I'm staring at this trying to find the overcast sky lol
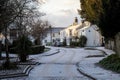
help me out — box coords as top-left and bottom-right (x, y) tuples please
(40, 0), (81, 27)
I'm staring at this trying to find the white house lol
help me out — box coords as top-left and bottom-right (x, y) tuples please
(60, 17), (103, 47)
(60, 24), (82, 46)
(42, 27), (64, 46)
(60, 17), (83, 46)
(42, 17), (103, 47)
(77, 21), (104, 47)
(0, 24), (19, 44)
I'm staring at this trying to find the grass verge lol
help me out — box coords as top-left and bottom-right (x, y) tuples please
(99, 54), (120, 73)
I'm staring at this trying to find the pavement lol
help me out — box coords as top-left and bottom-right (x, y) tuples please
(77, 47), (120, 80)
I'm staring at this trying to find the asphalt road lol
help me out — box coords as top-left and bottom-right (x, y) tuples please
(28, 47), (91, 80)
(6, 47), (93, 80)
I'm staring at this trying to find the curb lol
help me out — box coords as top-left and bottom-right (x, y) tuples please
(23, 65), (33, 75)
(43, 49), (60, 56)
(76, 63), (96, 80)
(84, 47), (108, 56)
(23, 62), (41, 75)
(0, 49), (60, 79)
(0, 62), (40, 79)
(0, 73), (27, 79)
(76, 48), (108, 80)
(77, 68), (96, 80)
(96, 49), (108, 56)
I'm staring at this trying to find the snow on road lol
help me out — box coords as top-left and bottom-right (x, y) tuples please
(5, 47), (104, 80)
(26, 47), (103, 80)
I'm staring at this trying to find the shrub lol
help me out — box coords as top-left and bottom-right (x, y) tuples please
(9, 45), (45, 55)
(99, 54), (120, 73)
(16, 35), (32, 62)
(9, 40), (19, 53)
(9, 47), (16, 53)
(70, 41), (79, 47)
(63, 38), (67, 46)
(0, 62), (18, 70)
(1, 44), (5, 51)
(31, 45), (45, 54)
(9, 40), (18, 48)
(46, 42), (52, 46)
(79, 36), (87, 47)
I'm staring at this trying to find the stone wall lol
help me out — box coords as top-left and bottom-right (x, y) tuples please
(105, 39), (115, 50)
(115, 32), (120, 57)
(104, 32), (120, 57)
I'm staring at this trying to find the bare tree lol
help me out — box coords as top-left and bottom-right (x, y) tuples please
(0, 0), (44, 67)
(31, 20), (50, 45)
(0, 0), (20, 65)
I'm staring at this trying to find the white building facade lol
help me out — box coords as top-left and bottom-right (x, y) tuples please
(60, 17), (83, 46)
(77, 21), (103, 47)
(42, 27), (64, 46)
(42, 17), (103, 47)
(60, 24), (82, 46)
(60, 19), (103, 47)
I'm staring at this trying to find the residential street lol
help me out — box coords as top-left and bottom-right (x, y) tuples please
(6, 47), (106, 80)
(1, 0), (120, 80)
(28, 47), (91, 80)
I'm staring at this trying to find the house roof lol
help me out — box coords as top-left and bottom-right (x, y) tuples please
(46, 27), (65, 33)
(76, 21), (91, 30)
(78, 24), (99, 32)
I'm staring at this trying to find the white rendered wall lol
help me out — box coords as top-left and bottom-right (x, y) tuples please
(78, 25), (102, 47)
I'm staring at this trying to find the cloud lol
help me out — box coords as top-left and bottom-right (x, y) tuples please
(40, 0), (81, 27)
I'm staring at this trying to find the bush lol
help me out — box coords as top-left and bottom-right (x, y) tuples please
(9, 40), (19, 53)
(79, 36), (87, 47)
(70, 41), (79, 47)
(99, 54), (120, 73)
(0, 62), (18, 70)
(46, 42), (52, 46)
(63, 38), (67, 46)
(9, 45), (45, 55)
(9, 47), (16, 53)
(16, 35), (32, 62)
(31, 45), (45, 54)
(1, 44), (5, 51)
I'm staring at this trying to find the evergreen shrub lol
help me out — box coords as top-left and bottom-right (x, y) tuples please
(99, 54), (120, 73)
